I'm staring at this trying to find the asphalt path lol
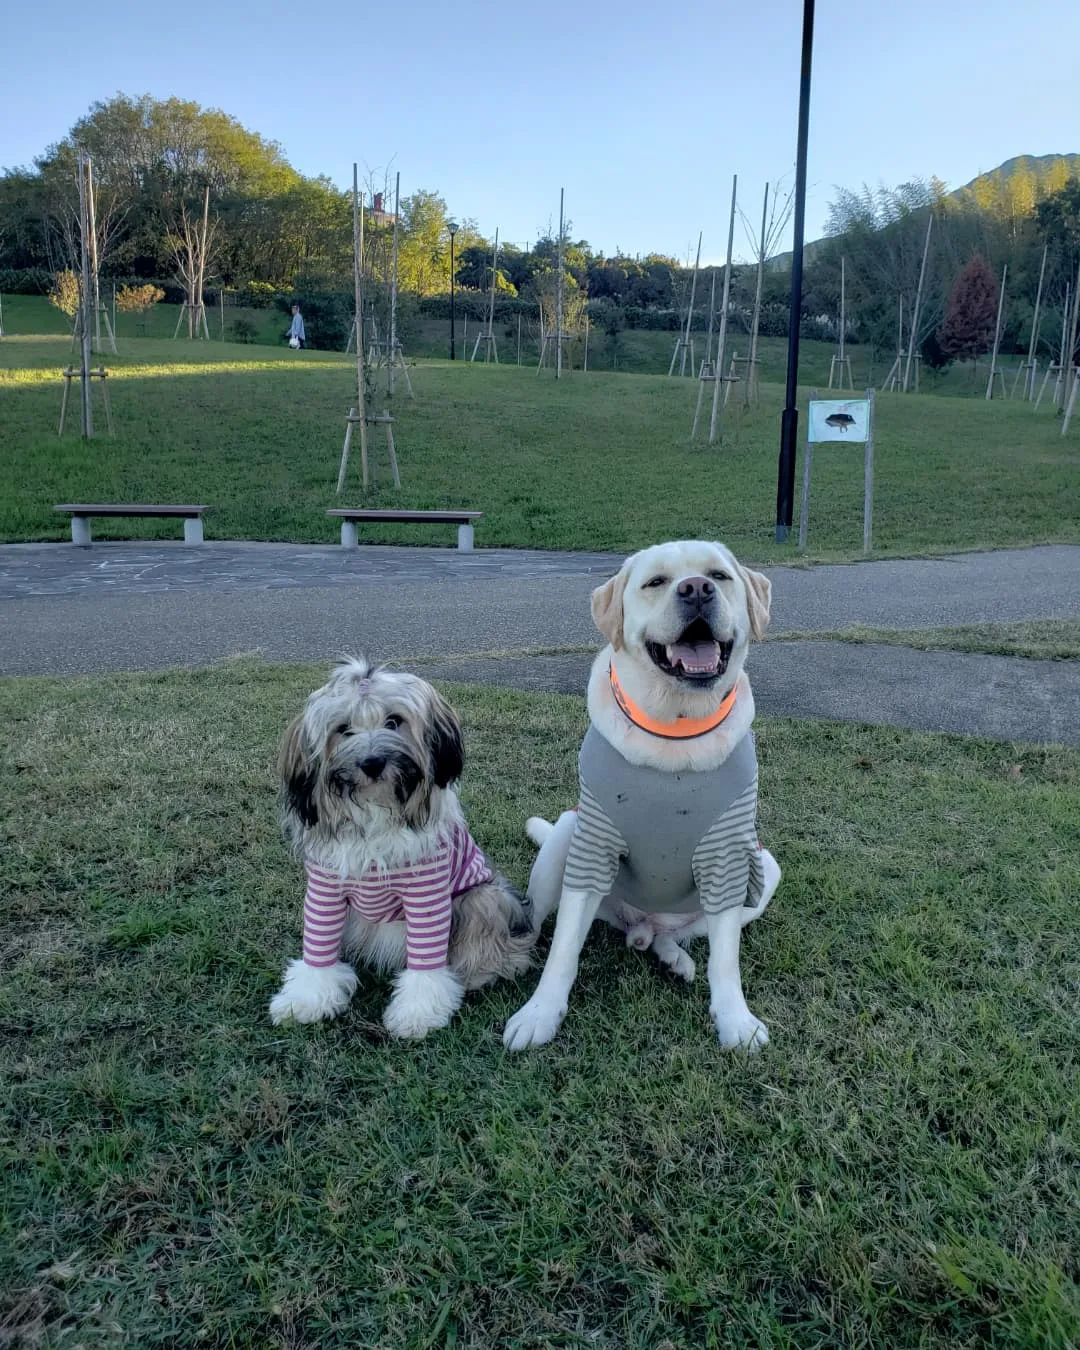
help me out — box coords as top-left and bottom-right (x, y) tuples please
(3, 541), (1078, 744)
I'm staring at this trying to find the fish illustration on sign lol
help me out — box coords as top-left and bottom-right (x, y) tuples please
(808, 397), (870, 442)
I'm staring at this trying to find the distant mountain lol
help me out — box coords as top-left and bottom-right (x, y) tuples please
(957, 153), (1080, 195)
(769, 154), (1080, 269)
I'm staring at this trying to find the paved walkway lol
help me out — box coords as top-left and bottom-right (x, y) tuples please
(3, 541), (1079, 744)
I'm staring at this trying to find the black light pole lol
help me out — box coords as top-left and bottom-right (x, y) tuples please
(448, 220), (458, 360)
(775, 0), (816, 541)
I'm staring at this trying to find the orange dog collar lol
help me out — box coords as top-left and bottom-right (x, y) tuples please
(609, 666), (737, 740)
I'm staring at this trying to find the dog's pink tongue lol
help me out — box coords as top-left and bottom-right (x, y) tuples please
(666, 641), (720, 674)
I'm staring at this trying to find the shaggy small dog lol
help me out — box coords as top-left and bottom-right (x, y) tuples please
(269, 659), (535, 1038)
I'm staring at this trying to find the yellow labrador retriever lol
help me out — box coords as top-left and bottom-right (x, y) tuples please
(504, 540), (780, 1052)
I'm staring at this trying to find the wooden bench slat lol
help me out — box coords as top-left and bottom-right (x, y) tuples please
(326, 509), (483, 523)
(54, 504), (208, 517)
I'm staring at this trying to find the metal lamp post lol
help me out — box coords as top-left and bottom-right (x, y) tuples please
(775, 0), (816, 541)
(448, 220), (459, 360)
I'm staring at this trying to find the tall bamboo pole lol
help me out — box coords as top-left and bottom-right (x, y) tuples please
(556, 188), (565, 379)
(678, 232), (702, 376)
(704, 269), (717, 365)
(839, 256), (846, 361)
(708, 175), (738, 444)
(337, 164), (369, 493)
(985, 263), (1007, 400)
(1025, 242), (1048, 400)
(76, 155), (93, 437)
(745, 183), (768, 406)
(903, 213), (933, 392)
(1064, 257), (1080, 414)
(389, 171), (400, 393)
(478, 227), (499, 362)
(197, 183), (210, 339)
(1044, 282), (1071, 410)
(85, 157), (102, 349)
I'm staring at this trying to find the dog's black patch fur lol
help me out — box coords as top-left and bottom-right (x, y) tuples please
(428, 700), (465, 788)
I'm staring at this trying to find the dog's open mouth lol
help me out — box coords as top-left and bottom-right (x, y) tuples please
(646, 619), (734, 683)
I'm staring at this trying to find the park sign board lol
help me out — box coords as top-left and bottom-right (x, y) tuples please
(800, 389), (877, 554)
(807, 398), (871, 443)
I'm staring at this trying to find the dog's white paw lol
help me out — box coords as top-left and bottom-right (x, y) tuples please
(269, 958), (358, 1025)
(382, 967), (463, 1040)
(711, 1002), (769, 1051)
(664, 946), (696, 983)
(503, 997), (566, 1051)
(649, 934), (696, 982)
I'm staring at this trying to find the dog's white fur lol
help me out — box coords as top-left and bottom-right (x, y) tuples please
(269, 659), (535, 1038)
(504, 540), (780, 1052)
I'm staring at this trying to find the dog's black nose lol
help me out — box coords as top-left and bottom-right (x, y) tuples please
(677, 575), (715, 602)
(358, 755), (386, 779)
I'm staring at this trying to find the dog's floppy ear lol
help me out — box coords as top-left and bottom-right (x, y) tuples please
(427, 689), (465, 788)
(591, 567), (629, 650)
(737, 564), (772, 640)
(279, 713), (320, 828)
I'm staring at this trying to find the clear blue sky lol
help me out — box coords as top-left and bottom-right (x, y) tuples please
(3, 0), (1078, 264)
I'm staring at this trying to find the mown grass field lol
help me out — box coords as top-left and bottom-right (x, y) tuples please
(1, 293), (1045, 392)
(1, 663), (1078, 1347)
(0, 294), (1047, 394)
(0, 292), (287, 346)
(2, 334), (1077, 561)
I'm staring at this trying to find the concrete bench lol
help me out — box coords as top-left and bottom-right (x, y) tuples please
(327, 508), (484, 552)
(54, 504), (209, 547)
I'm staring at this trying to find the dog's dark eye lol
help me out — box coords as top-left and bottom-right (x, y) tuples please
(334, 722), (351, 736)
(643, 576), (667, 589)
(708, 570), (732, 583)
(384, 715), (403, 731)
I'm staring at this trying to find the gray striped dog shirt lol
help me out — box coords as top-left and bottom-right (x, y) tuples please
(563, 724), (764, 915)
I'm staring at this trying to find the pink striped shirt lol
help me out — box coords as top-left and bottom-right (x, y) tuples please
(301, 824), (493, 971)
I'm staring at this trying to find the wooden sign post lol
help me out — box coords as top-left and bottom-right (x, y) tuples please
(799, 390), (876, 553)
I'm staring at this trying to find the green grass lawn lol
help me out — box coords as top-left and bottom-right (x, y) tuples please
(781, 620), (1080, 661)
(3, 293), (1043, 391)
(0, 292), (287, 346)
(1, 663), (1078, 1347)
(1, 334), (1077, 561)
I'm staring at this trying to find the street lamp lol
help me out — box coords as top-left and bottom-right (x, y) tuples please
(447, 220), (459, 360)
(775, 0), (816, 541)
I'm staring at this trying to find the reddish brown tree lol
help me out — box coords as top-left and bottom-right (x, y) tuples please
(937, 254), (999, 363)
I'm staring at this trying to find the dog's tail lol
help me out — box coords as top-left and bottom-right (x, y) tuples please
(525, 816), (554, 848)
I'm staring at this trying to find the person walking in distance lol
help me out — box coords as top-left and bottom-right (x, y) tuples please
(286, 303), (306, 349)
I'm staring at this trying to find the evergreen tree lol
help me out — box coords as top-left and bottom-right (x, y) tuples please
(937, 255), (999, 362)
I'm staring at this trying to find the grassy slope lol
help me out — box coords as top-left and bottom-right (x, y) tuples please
(2, 336), (1077, 561)
(1, 663), (1078, 1347)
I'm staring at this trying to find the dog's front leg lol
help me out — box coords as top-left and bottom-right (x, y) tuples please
(383, 967), (464, 1039)
(705, 905), (769, 1051)
(503, 887), (603, 1050)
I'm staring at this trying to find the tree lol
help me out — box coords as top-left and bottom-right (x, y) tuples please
(48, 270), (81, 317)
(11, 95), (319, 287)
(115, 283), (165, 312)
(937, 255), (999, 364)
(1036, 178), (1080, 256)
(818, 178), (948, 359)
(166, 184), (215, 337)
